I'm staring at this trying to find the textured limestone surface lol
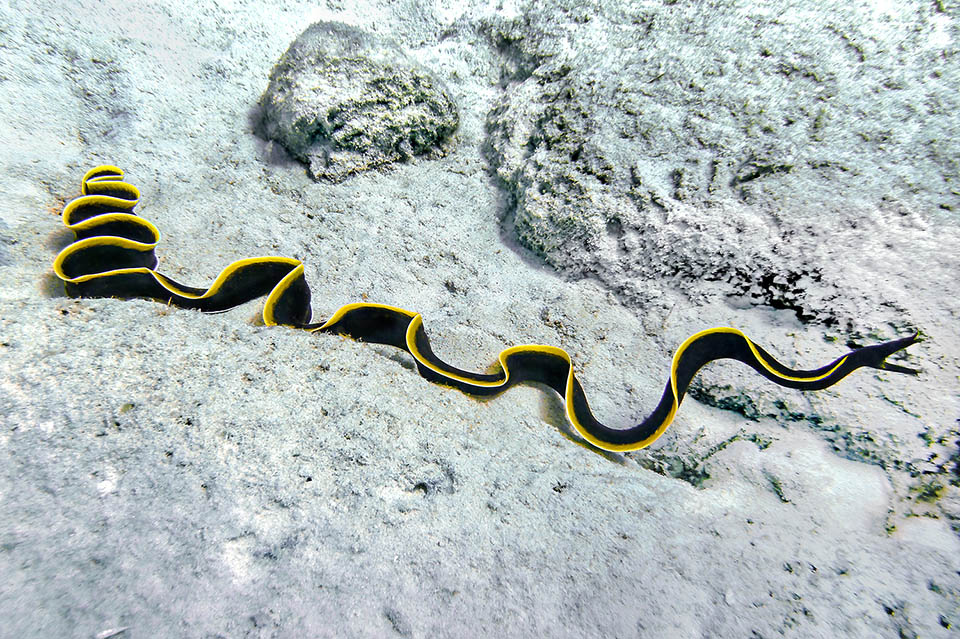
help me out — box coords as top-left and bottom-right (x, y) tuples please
(258, 21), (459, 182)
(0, 0), (958, 638)
(484, 0), (960, 333)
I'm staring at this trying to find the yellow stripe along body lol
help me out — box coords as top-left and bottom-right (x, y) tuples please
(52, 167), (921, 452)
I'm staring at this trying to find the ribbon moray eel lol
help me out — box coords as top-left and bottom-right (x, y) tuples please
(52, 166), (920, 452)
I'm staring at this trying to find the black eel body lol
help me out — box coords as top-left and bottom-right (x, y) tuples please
(52, 166), (920, 451)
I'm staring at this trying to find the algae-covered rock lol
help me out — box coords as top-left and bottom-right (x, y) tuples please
(259, 21), (459, 182)
(483, 1), (960, 330)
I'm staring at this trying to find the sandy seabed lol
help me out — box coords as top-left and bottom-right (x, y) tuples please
(1, 1), (958, 637)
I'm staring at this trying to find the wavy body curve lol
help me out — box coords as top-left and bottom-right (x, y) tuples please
(52, 166), (920, 451)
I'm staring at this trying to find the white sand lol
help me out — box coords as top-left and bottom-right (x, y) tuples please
(0, 1), (958, 637)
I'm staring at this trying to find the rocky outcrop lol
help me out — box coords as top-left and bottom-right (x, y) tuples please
(259, 21), (459, 182)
